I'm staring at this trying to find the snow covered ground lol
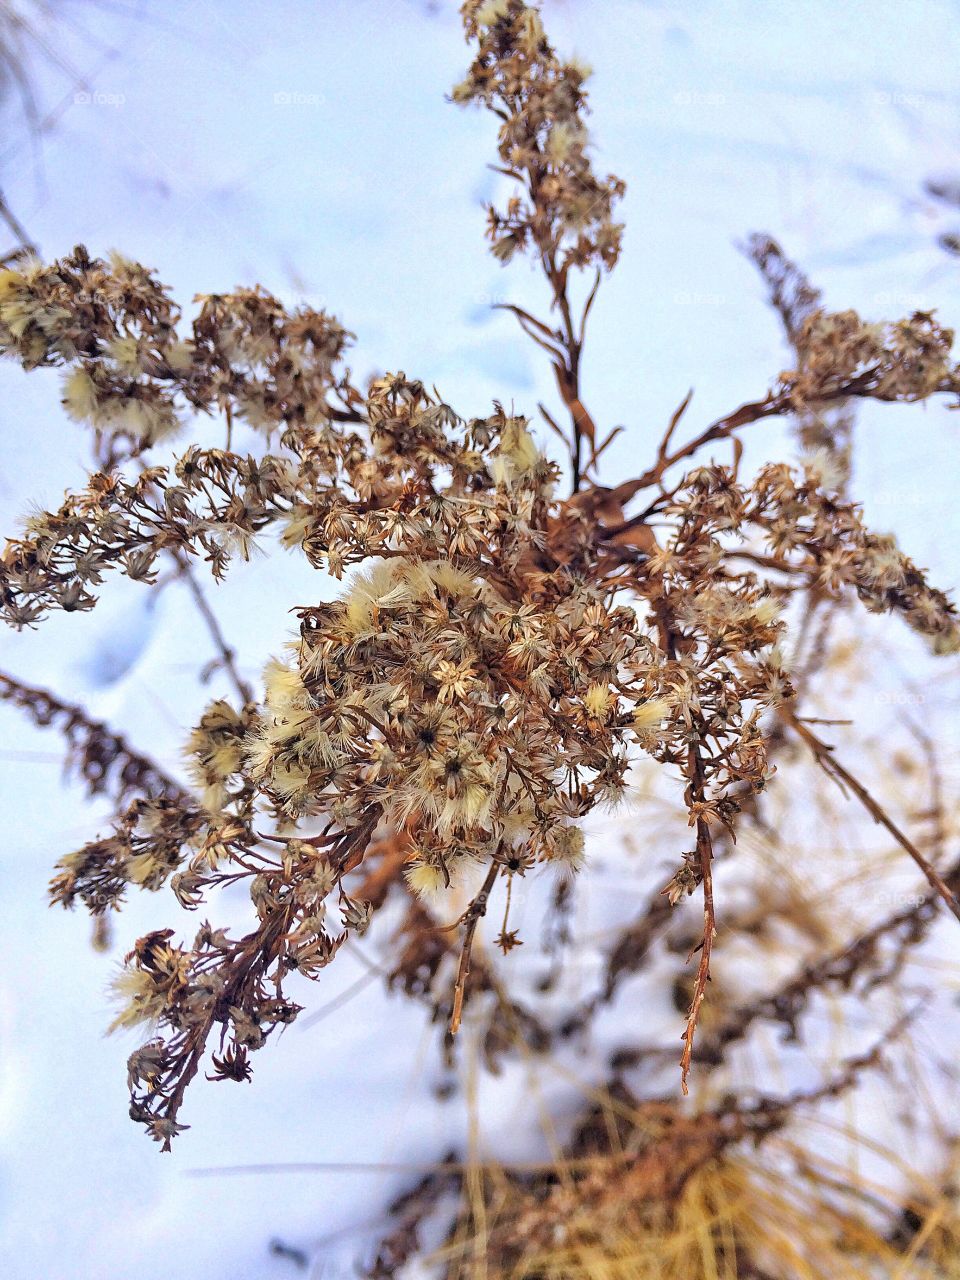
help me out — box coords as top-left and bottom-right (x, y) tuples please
(1, 1), (960, 1276)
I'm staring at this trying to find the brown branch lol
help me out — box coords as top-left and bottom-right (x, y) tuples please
(0, 668), (189, 804)
(578, 268), (602, 347)
(619, 372), (883, 507)
(0, 189), (36, 256)
(680, 743), (718, 1093)
(171, 550), (253, 704)
(449, 860), (501, 1035)
(723, 548), (803, 575)
(783, 707), (960, 925)
(548, 261), (597, 493)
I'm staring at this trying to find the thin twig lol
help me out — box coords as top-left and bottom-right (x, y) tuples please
(619, 372), (880, 507)
(0, 189), (35, 255)
(171, 550), (253, 704)
(0, 668), (189, 804)
(680, 742), (717, 1093)
(784, 707), (960, 925)
(450, 861), (501, 1035)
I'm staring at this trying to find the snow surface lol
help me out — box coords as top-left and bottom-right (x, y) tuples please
(1, 1), (960, 1276)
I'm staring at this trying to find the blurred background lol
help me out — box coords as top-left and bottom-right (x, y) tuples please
(2, 1), (960, 1276)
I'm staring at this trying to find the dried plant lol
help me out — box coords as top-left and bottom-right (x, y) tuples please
(366, 1071), (960, 1280)
(1, 22), (959, 1275)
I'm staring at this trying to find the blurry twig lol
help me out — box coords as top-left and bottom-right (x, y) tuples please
(785, 708), (960, 925)
(0, 667), (188, 803)
(170, 549), (253, 704)
(0, 187), (35, 254)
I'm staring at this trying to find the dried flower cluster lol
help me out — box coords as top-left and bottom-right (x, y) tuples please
(454, 0), (624, 274)
(2, 0), (959, 1174)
